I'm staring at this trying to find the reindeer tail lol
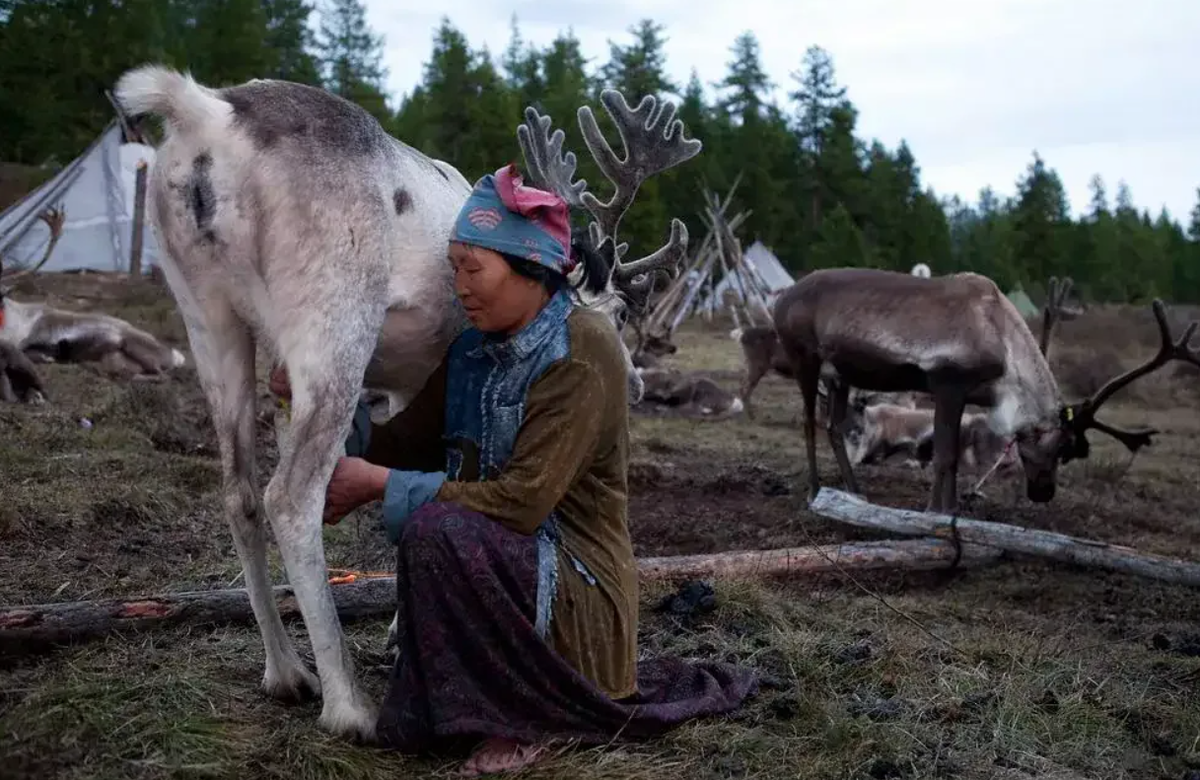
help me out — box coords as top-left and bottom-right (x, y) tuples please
(114, 65), (229, 135)
(730, 327), (744, 342)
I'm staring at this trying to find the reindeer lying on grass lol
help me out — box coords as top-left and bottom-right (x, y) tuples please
(1, 203), (186, 379)
(114, 63), (699, 740)
(773, 268), (1200, 512)
(843, 401), (1018, 476)
(636, 365), (744, 418)
(0, 287), (186, 379)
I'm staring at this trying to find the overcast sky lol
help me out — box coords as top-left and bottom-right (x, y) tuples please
(361, 0), (1200, 223)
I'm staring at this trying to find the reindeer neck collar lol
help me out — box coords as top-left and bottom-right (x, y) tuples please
(1057, 402), (1090, 462)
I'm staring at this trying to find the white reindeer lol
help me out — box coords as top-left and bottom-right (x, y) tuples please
(113, 65), (700, 741)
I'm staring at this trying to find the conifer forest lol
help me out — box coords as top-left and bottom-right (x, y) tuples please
(2, 1), (1198, 303)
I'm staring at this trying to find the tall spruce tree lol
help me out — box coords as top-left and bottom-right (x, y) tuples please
(315, 0), (391, 125)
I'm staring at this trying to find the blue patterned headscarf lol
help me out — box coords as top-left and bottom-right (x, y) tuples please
(451, 164), (574, 276)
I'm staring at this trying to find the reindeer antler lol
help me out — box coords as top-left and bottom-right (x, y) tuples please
(517, 90), (702, 306)
(1040, 276), (1083, 357)
(516, 108), (587, 209)
(1063, 299), (1199, 456)
(1, 204), (66, 281)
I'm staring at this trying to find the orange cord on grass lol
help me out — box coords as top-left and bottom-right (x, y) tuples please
(327, 567), (394, 585)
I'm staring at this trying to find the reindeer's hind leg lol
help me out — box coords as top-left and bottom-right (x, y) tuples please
(825, 378), (861, 495)
(264, 293), (388, 742)
(184, 302), (320, 703)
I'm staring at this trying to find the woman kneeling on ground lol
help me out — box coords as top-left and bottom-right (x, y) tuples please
(269, 164), (758, 776)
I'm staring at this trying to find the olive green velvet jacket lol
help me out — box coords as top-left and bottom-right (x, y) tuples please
(356, 306), (638, 699)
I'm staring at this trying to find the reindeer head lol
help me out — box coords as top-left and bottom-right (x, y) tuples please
(515, 90), (702, 403)
(1016, 298), (1199, 503)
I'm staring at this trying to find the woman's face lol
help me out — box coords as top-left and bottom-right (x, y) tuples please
(449, 242), (549, 334)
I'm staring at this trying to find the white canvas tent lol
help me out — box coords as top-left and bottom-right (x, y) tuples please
(700, 240), (793, 311)
(0, 120), (162, 274)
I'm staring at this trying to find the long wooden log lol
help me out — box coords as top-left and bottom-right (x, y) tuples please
(637, 537), (998, 579)
(809, 487), (1200, 587)
(0, 539), (998, 656)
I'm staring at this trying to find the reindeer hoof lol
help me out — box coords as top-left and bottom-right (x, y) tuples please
(263, 662), (321, 704)
(319, 695), (379, 744)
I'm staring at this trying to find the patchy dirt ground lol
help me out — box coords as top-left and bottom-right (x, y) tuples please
(2, 272), (1199, 780)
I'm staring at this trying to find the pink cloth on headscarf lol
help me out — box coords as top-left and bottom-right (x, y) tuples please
(492, 164), (572, 262)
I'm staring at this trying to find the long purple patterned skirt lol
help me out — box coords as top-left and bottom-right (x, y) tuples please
(375, 501), (759, 753)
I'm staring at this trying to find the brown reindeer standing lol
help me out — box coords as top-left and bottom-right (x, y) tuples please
(843, 275), (1084, 476)
(773, 268), (1199, 512)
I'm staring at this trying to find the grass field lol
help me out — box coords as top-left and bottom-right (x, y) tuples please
(2, 272), (1199, 780)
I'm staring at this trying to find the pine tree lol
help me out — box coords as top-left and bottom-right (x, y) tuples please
(788, 45), (847, 231)
(715, 31), (773, 122)
(788, 45), (846, 156)
(315, 0), (391, 124)
(501, 14), (542, 108)
(262, 0), (322, 84)
(1011, 151), (1072, 283)
(600, 19), (679, 99)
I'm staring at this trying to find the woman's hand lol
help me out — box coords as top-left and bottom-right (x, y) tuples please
(324, 456), (390, 524)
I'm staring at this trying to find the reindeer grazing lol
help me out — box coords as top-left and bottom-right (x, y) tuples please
(773, 267), (1200, 513)
(731, 324), (792, 418)
(113, 64), (699, 740)
(842, 276), (1081, 477)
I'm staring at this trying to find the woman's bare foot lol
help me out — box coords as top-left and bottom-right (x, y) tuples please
(458, 737), (546, 777)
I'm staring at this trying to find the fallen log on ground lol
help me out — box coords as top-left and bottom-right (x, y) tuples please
(0, 538), (998, 656)
(809, 487), (1200, 588)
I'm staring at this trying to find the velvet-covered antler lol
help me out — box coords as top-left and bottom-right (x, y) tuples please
(516, 89), (702, 307)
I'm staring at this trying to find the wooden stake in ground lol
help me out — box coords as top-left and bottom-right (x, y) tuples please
(0, 538), (1000, 656)
(809, 487), (1200, 588)
(129, 160), (148, 277)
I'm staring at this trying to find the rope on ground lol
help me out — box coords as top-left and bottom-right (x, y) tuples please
(796, 492), (973, 661)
